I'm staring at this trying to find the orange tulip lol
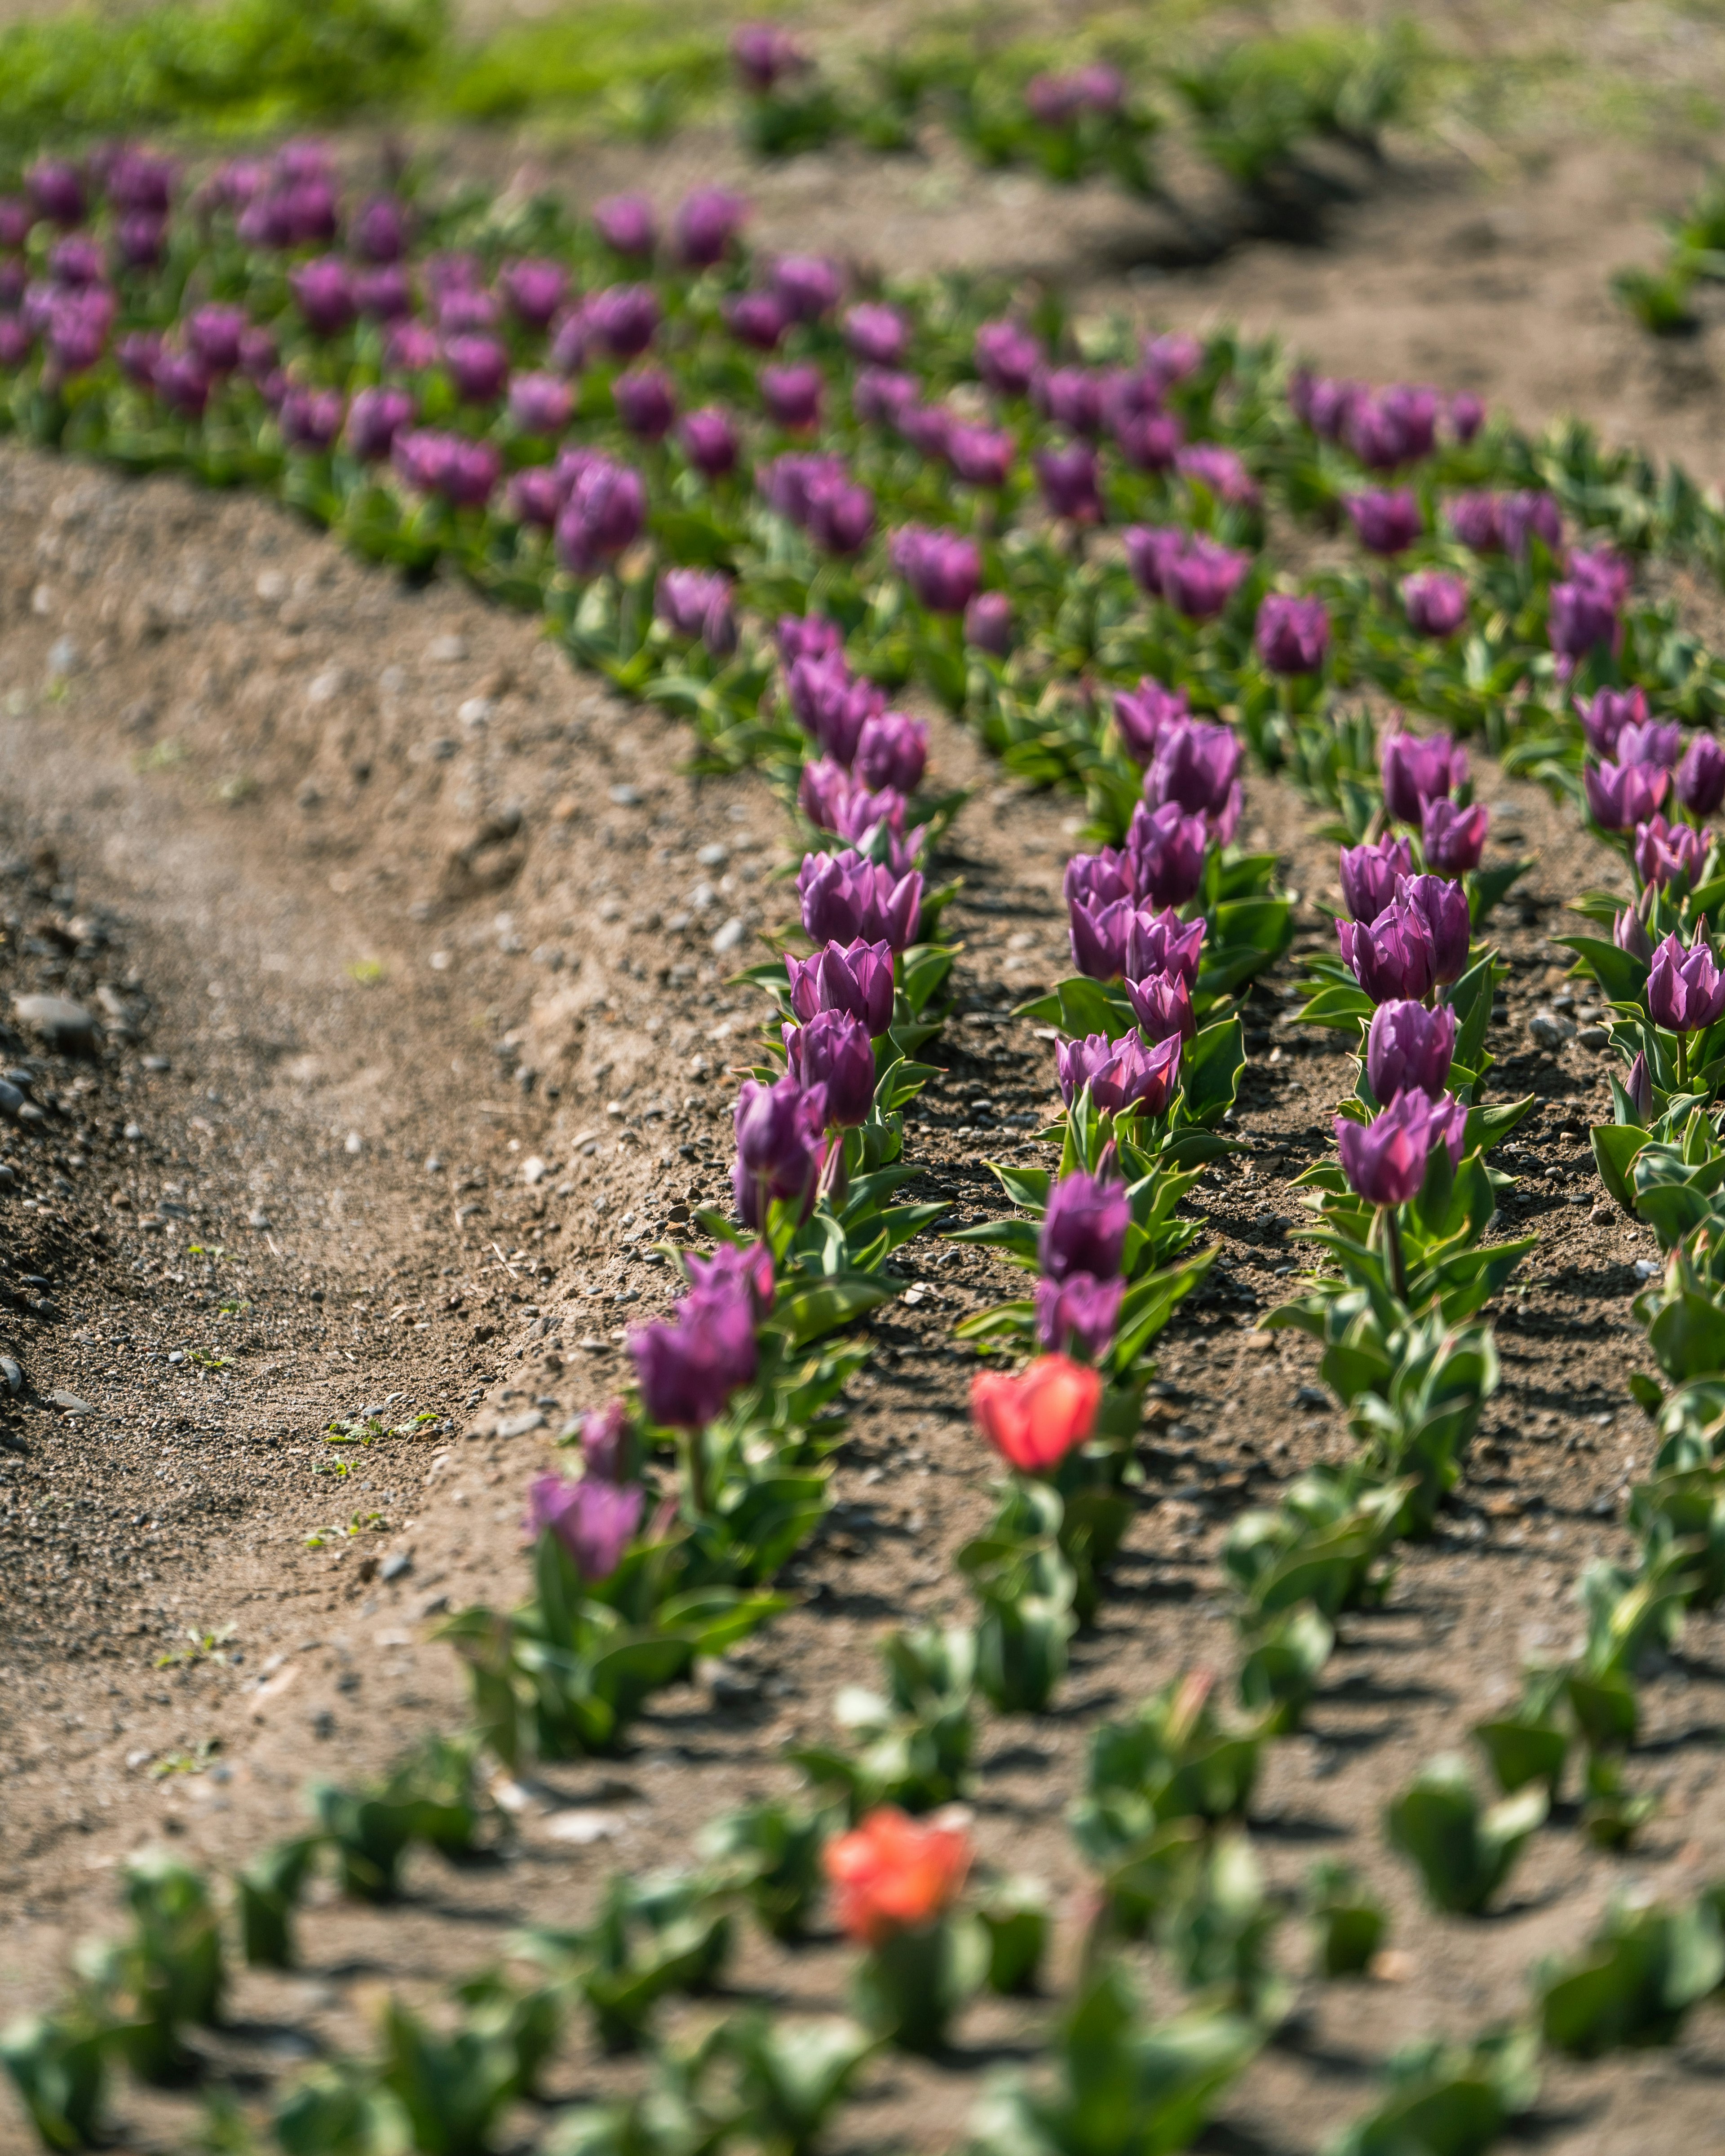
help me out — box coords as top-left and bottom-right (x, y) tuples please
(824, 1806), (972, 1946)
(970, 1352), (1102, 1474)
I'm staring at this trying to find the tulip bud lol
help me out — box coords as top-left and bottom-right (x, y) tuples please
(784, 1010), (876, 1127)
(1337, 902), (1437, 1004)
(632, 1283), (759, 1429)
(1402, 570), (1469, 640)
(1421, 799), (1489, 876)
(970, 1355), (1102, 1473)
(1678, 734), (1725, 818)
(1113, 678), (1189, 766)
(1339, 835), (1414, 923)
(524, 1473), (643, 1582)
(1395, 873), (1470, 985)
(1255, 592), (1330, 676)
(1366, 999), (1456, 1103)
(1035, 1273), (1125, 1362)
(770, 253), (842, 322)
(594, 191), (657, 257)
(1039, 1168), (1130, 1283)
(1336, 1089), (1466, 1206)
(1626, 1050), (1653, 1123)
(1614, 906), (1653, 962)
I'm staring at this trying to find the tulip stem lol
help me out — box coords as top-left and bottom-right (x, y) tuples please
(1678, 1029), (1691, 1094)
(683, 1427), (711, 1519)
(1379, 1205), (1408, 1305)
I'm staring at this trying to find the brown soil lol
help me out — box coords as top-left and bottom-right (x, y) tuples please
(3, 92), (1725, 2156)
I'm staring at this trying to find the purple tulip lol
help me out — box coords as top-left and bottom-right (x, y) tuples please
(1116, 408), (1184, 473)
(784, 1009), (876, 1127)
(1034, 441), (1104, 524)
(1382, 731), (1466, 825)
(1678, 734), (1725, 818)
(974, 318), (1042, 397)
(1064, 848), (1135, 912)
(780, 613), (845, 666)
(761, 452), (846, 526)
(1034, 366), (1106, 437)
(28, 159), (84, 227)
(1036, 1272), (1125, 1362)
(1337, 1089), (1467, 1206)
(1618, 720), (1684, 771)
(1146, 718), (1243, 834)
(525, 1472), (643, 1582)
(508, 468), (563, 529)
(1255, 592), (1330, 675)
(386, 319), (440, 372)
(1446, 492), (1503, 552)
(893, 526), (982, 615)
(947, 425), (1015, 489)
(1055, 1030), (1183, 1117)
(674, 187), (748, 267)
(186, 304), (247, 374)
(1026, 65), (1124, 122)
(1584, 757), (1671, 832)
(799, 848), (923, 950)
(424, 249), (482, 301)
(107, 148), (174, 214)
(1549, 579), (1619, 663)
(655, 566), (735, 656)
(787, 654), (884, 765)
(805, 474), (876, 557)
(1163, 536), (1252, 621)
(440, 288), (502, 336)
(771, 253), (842, 322)
(732, 20), (809, 91)
(43, 288), (112, 376)
(280, 385), (345, 452)
(761, 361), (823, 429)
(844, 303), (908, 367)
(1114, 679), (1188, 767)
(1067, 896), (1137, 981)
(49, 235), (102, 287)
(0, 196), (30, 249)
(116, 330), (160, 385)
(1366, 999), (1456, 1103)
(1647, 931), (1725, 1034)
(632, 1286), (758, 1428)
(1292, 371), (1365, 442)
(1125, 969), (1197, 1046)
(1177, 443), (1260, 508)
(613, 365), (677, 441)
(499, 257), (567, 331)
(115, 211), (167, 270)
(1501, 490), (1563, 561)
(509, 371), (572, 437)
(854, 713), (928, 794)
(1128, 905), (1205, 986)
(1337, 902), (1437, 1003)
(678, 406), (739, 478)
(1616, 906), (1654, 963)
(391, 429), (502, 511)
(1123, 525), (1184, 599)
(1126, 800), (1208, 908)
(1345, 489), (1423, 556)
(353, 265), (412, 322)
(588, 283), (660, 359)
(1449, 393), (1485, 442)
(1421, 799), (1489, 876)
(787, 938), (895, 1036)
(440, 333), (507, 406)
(1144, 331), (1203, 385)
(1395, 873), (1470, 985)
(725, 291), (788, 351)
(1339, 835), (1415, 923)
(556, 459), (647, 572)
(964, 592), (1014, 654)
(733, 1072), (829, 1228)
(1635, 816), (1709, 891)
(1346, 384), (1438, 470)
(153, 349), (210, 416)
(1576, 687), (1645, 759)
(1627, 1050), (1654, 1120)
(854, 367), (918, 425)
(239, 324), (279, 384)
(895, 401), (955, 461)
(1040, 1168), (1130, 1283)
(595, 192), (657, 256)
(575, 1399), (633, 1484)
(288, 257), (355, 338)
(350, 192), (407, 263)
(1403, 570), (1469, 639)
(797, 765), (916, 866)
(685, 1240), (776, 1319)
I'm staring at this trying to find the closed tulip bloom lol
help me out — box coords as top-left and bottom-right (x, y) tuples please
(1382, 730), (1467, 825)
(787, 938), (895, 1036)
(153, 349), (210, 415)
(896, 402), (955, 462)
(854, 366), (918, 425)
(1584, 757), (1670, 832)
(1063, 847), (1136, 913)
(684, 1239), (776, 1319)
(280, 385), (344, 451)
(725, 290), (788, 350)
(1615, 906), (1653, 962)
(1126, 800), (1208, 908)
(1036, 1272), (1126, 1362)
(1040, 1168), (1130, 1283)
(1336, 1089), (1466, 1206)
(893, 526), (981, 614)
(1345, 488), (1423, 555)
(974, 318), (1042, 397)
(556, 459), (647, 571)
(678, 406), (739, 478)
(1055, 1030), (1182, 1115)
(805, 474), (876, 556)
(964, 592), (1014, 654)
(385, 319), (440, 372)
(1617, 719), (1684, 771)
(524, 1472), (643, 1582)
(1034, 440), (1104, 523)
(0, 195), (29, 249)
(632, 1284), (758, 1428)
(393, 427), (502, 508)
(1549, 579), (1618, 662)
(288, 256), (355, 337)
(444, 333), (509, 405)
(1068, 894), (1138, 981)
(500, 257), (568, 330)
(733, 1073), (829, 1228)
(116, 330), (160, 385)
(673, 186), (748, 268)
(787, 654), (884, 766)
(1177, 442), (1260, 508)
(1034, 365), (1106, 437)
(1421, 798), (1489, 875)
(1114, 679), (1189, 767)
(765, 453), (849, 525)
(971, 1353), (1103, 1473)
(1346, 384), (1438, 469)
(1395, 872), (1470, 985)
(1255, 592), (1330, 675)
(761, 362), (823, 429)
(1116, 408), (1184, 473)
(825, 1807), (971, 1947)
(1339, 834), (1414, 923)
(1446, 492), (1503, 552)
(508, 467), (562, 529)
(1627, 1050), (1654, 1121)
(780, 612), (845, 666)
(784, 1009), (876, 1127)
(508, 371), (572, 436)
(1499, 489), (1564, 559)
(47, 234), (101, 288)
(843, 302), (908, 367)
(350, 191), (407, 262)
(799, 848), (923, 950)
(588, 283), (660, 358)
(594, 192), (657, 256)
(771, 252), (842, 323)
(1162, 536), (1252, 621)
(614, 365), (677, 441)
(354, 265), (412, 321)
(1402, 570), (1469, 639)
(28, 159), (85, 226)
(575, 1399), (633, 1484)
(1635, 816), (1708, 890)
(1127, 906), (1206, 987)
(1450, 392), (1486, 442)
(1647, 931), (1725, 1034)
(655, 567), (734, 653)
(1366, 999), (1456, 1102)
(186, 303), (248, 374)
(854, 713), (928, 794)
(947, 424), (1015, 489)
(438, 286), (501, 335)
(113, 209), (165, 268)
(1297, 373), (1365, 442)
(1678, 734), (1725, 818)
(1124, 968), (1197, 1045)
(1123, 525), (1184, 598)
(1337, 902), (1437, 1003)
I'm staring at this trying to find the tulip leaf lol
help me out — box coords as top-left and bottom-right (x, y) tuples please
(1181, 1016), (1245, 1127)
(946, 1218), (1043, 1264)
(1536, 1898), (1725, 2058)
(1324, 2028), (1541, 2156)
(775, 1274), (897, 1347)
(1297, 982), (1376, 1028)
(1592, 1122), (1652, 1213)
(1555, 934), (1651, 1003)
(1385, 1756), (1546, 1914)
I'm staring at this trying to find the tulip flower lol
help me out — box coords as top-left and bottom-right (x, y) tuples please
(1634, 815), (1708, 891)
(673, 186), (748, 268)
(1176, 442), (1259, 507)
(787, 938), (895, 1036)
(1584, 757), (1670, 833)
(1035, 1273), (1125, 1362)
(385, 320), (439, 372)
(1366, 999), (1455, 1103)
(614, 365), (677, 441)
(854, 714), (928, 794)
(784, 1009), (876, 1127)
(1039, 1169), (1130, 1283)
(186, 304), (247, 374)
(655, 567), (735, 656)
(499, 257), (568, 328)
(354, 264), (411, 320)
(678, 406), (739, 478)
(843, 302), (909, 367)
(947, 425), (1015, 488)
(1344, 488), (1422, 555)
(392, 429), (502, 510)
(1113, 678), (1189, 767)
(1338, 835), (1415, 923)
(1615, 720), (1683, 774)
(1627, 1050), (1654, 1122)
(974, 1354), (1104, 1483)
(1548, 578), (1618, 663)
(1394, 873), (1470, 985)
(632, 1283), (758, 1429)
(974, 318), (1042, 397)
(780, 614), (845, 667)
(1129, 907), (1205, 987)
(1055, 1029), (1182, 1116)
(769, 252), (841, 323)
(1336, 1089), (1467, 1214)
(588, 283), (661, 358)
(280, 385), (344, 452)
(787, 654), (886, 766)
(438, 286), (500, 334)
(1446, 492), (1502, 552)
(594, 192), (657, 256)
(1575, 686), (1645, 760)
(1034, 365), (1105, 436)
(799, 848), (923, 950)
(733, 1072), (830, 1228)
(1615, 906), (1653, 962)
(508, 372), (572, 437)
(1402, 570), (1469, 639)
(1502, 488), (1566, 561)
(1124, 969), (1197, 1046)
(1146, 721), (1243, 838)
(524, 1472), (643, 1582)
(108, 149), (169, 210)
(844, 369), (910, 429)
(288, 256), (355, 338)
(1123, 525), (1184, 599)
(1162, 535), (1252, 621)
(963, 592), (1014, 654)
(1382, 730), (1466, 826)
(1115, 407), (1184, 472)
(1255, 592), (1330, 675)
(28, 158), (85, 226)
(1421, 798), (1489, 876)
(761, 361), (823, 429)
(1347, 384), (1438, 468)
(725, 289), (788, 351)
(1143, 330), (1203, 384)
(1068, 895), (1202, 985)
(1064, 848), (1136, 913)
(1647, 932), (1725, 1080)
(1125, 800), (1208, 908)
(1035, 441), (1104, 523)
(576, 1399), (634, 1484)
(892, 526), (982, 614)
(1450, 393), (1485, 443)
(1677, 735), (1725, 819)
(684, 1241), (776, 1325)
(1337, 902), (1437, 1003)
(805, 474), (876, 556)
(825, 1807), (971, 1946)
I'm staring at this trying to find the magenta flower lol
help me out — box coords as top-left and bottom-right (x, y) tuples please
(1131, 907), (1205, 983)
(892, 526), (982, 614)
(684, 1241), (775, 1319)
(1446, 492), (1503, 552)
(725, 290), (788, 351)
(1034, 366), (1106, 437)
(1035, 1273), (1124, 1363)
(854, 367), (918, 425)
(1678, 735), (1725, 818)
(1346, 384), (1438, 469)
(508, 468), (562, 529)
(1056, 1031), (1182, 1116)
(632, 1286), (758, 1428)
(1115, 409), (1183, 473)
(1366, 999), (1456, 1103)
(1255, 593), (1330, 676)
(799, 848), (923, 951)
(1336, 1089), (1466, 1206)
(1146, 719), (1243, 835)
(525, 1473), (643, 1582)
(594, 192), (657, 256)
(153, 350), (210, 415)
(1176, 443), (1260, 508)
(392, 428), (502, 509)
(575, 1400), (632, 1484)
(186, 303), (247, 374)
(28, 158), (84, 226)
(509, 371), (572, 437)
(1627, 1050), (1654, 1121)
(49, 234), (102, 287)
(964, 592), (1014, 655)
(386, 320), (439, 372)
(787, 654), (885, 766)
(784, 1009), (876, 1127)
(499, 257), (567, 331)
(787, 938), (895, 1036)
(1647, 931), (1725, 1034)
(805, 474), (876, 556)
(350, 192), (407, 262)
(946, 424), (1014, 489)
(1421, 799), (1489, 876)
(1114, 679), (1189, 767)
(614, 365), (677, 441)
(843, 303), (908, 367)
(854, 713), (928, 794)
(655, 567), (735, 655)
(678, 406), (738, 478)
(674, 186), (748, 268)
(1041, 1168), (1130, 1283)
(1501, 490), (1564, 560)
(280, 385), (344, 452)
(108, 148), (174, 215)
(1395, 873), (1470, 985)
(1382, 731), (1466, 826)
(732, 18), (809, 88)
(1143, 330), (1203, 385)
(1123, 969), (1196, 1046)
(1337, 902), (1437, 1003)
(1292, 371), (1364, 442)
(1123, 525), (1184, 598)
(1402, 571), (1469, 639)
(1126, 800), (1208, 907)
(438, 287), (500, 335)
(975, 318), (1042, 397)
(1345, 489), (1423, 556)
(443, 333), (509, 405)
(771, 253), (842, 322)
(1549, 580), (1619, 663)
(733, 1073), (829, 1228)
(1618, 720), (1684, 771)
(1616, 906), (1653, 962)
(761, 361), (823, 429)
(1584, 757), (1670, 832)
(288, 256), (355, 338)
(1162, 536), (1252, 621)
(1339, 835), (1415, 923)
(1635, 816), (1708, 891)
(354, 265), (412, 321)
(798, 771), (920, 871)
(588, 283), (661, 358)
(114, 212), (167, 270)
(780, 614), (845, 666)
(1449, 393), (1485, 443)
(556, 458), (647, 572)
(1034, 440), (1104, 524)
